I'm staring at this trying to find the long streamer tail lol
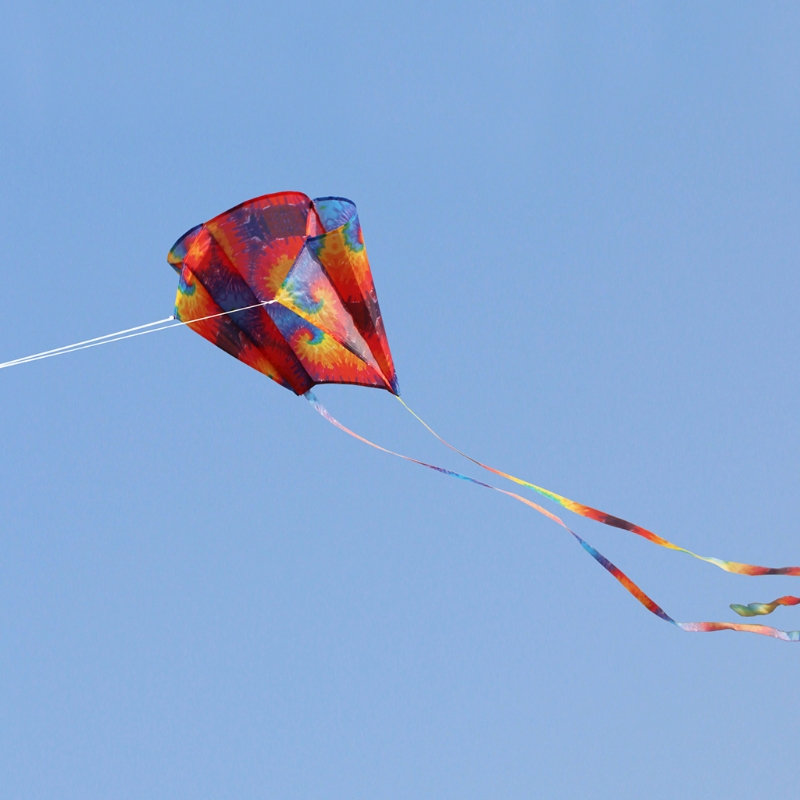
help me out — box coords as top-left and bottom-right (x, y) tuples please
(305, 392), (799, 642)
(396, 397), (800, 587)
(731, 596), (800, 617)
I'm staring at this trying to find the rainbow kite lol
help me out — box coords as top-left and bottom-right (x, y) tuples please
(4, 191), (798, 642)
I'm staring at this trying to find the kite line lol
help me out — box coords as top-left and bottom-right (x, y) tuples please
(304, 391), (800, 642)
(0, 301), (276, 371)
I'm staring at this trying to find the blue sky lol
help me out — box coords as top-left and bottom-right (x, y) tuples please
(2, 2), (799, 798)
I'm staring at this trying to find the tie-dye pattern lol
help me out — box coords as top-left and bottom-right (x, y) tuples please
(731, 595), (800, 617)
(307, 198), (398, 393)
(168, 192), (397, 395)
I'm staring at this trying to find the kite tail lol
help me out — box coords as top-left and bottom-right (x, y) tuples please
(395, 397), (800, 585)
(730, 595), (800, 617)
(305, 392), (799, 642)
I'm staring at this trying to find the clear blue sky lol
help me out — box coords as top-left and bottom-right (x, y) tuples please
(2, 2), (799, 797)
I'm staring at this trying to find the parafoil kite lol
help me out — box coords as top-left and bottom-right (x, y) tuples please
(167, 192), (398, 396)
(3, 191), (798, 641)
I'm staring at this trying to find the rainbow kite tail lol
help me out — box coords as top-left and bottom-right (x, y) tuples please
(396, 397), (800, 598)
(307, 392), (799, 642)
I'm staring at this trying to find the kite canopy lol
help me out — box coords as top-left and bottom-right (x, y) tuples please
(168, 191), (398, 395)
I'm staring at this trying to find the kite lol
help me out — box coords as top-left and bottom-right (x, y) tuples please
(167, 192), (398, 396)
(3, 191), (799, 641)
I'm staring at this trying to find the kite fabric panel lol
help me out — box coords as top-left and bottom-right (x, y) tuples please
(168, 192), (800, 643)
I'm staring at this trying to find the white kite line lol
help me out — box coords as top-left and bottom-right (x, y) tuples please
(0, 300), (277, 370)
